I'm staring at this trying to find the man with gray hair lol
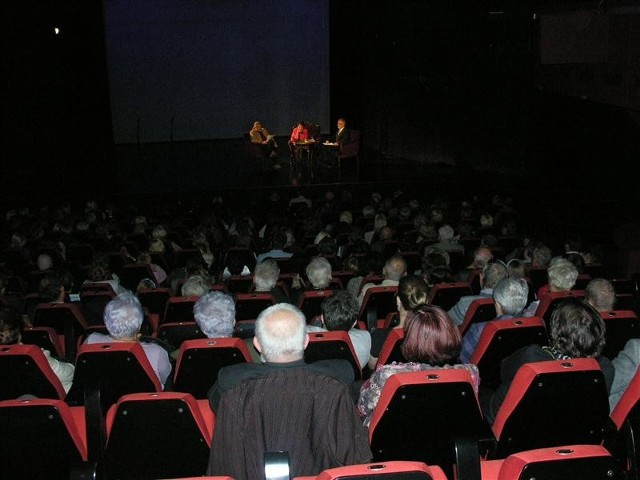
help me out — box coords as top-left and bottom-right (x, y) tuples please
(522, 257), (578, 317)
(459, 277), (530, 363)
(193, 291), (236, 338)
(207, 303), (355, 413)
(584, 277), (616, 312)
(84, 292), (172, 388)
(206, 303), (372, 479)
(358, 254), (407, 306)
(448, 259), (509, 326)
(252, 258), (289, 303)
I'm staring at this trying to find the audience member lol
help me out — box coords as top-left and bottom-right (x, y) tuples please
(84, 258), (130, 295)
(193, 291), (236, 338)
(448, 259), (508, 326)
(180, 274), (210, 297)
(609, 338), (640, 411)
(456, 246), (493, 282)
(205, 302), (371, 480)
(427, 224), (465, 255)
(506, 258), (527, 279)
(0, 306), (75, 393)
(307, 290), (371, 369)
(522, 257), (578, 317)
(459, 277), (529, 363)
(290, 256), (335, 304)
(255, 229), (294, 265)
(137, 251), (167, 286)
(481, 298), (613, 425)
(367, 274), (430, 370)
(207, 303), (357, 413)
(83, 292), (172, 388)
(584, 278), (616, 312)
(357, 304), (479, 427)
(252, 258), (289, 303)
(358, 254), (407, 306)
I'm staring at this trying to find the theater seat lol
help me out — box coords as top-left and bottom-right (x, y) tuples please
(0, 343), (66, 400)
(481, 444), (622, 480)
(104, 392), (214, 480)
(369, 369), (490, 480)
(304, 330), (362, 380)
(295, 460), (449, 480)
(489, 358), (610, 459)
(0, 398), (93, 479)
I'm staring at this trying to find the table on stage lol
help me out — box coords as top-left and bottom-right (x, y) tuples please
(291, 139), (317, 177)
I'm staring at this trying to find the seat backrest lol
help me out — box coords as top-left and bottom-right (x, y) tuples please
(235, 292), (276, 321)
(428, 282), (473, 311)
(600, 310), (640, 360)
(375, 328), (406, 368)
(104, 392), (213, 480)
(163, 295), (199, 324)
(0, 398), (89, 479)
(138, 287), (172, 316)
(368, 369), (487, 480)
(495, 445), (622, 480)
(470, 317), (549, 390)
(156, 321), (206, 350)
(21, 325), (65, 359)
(357, 286), (398, 332)
(119, 263), (155, 292)
(33, 302), (88, 361)
(459, 298), (497, 337)
(225, 275), (255, 294)
(0, 343), (66, 400)
(208, 368), (371, 480)
(525, 266), (548, 294)
(311, 460), (449, 480)
(535, 291), (585, 330)
(492, 358), (610, 458)
(79, 290), (116, 327)
(173, 337), (253, 399)
(304, 331), (362, 380)
(297, 290), (335, 323)
(66, 342), (162, 412)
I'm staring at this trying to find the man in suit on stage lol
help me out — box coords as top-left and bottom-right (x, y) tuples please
(335, 117), (351, 143)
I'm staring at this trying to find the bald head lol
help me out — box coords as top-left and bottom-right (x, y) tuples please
(254, 303), (308, 362)
(383, 255), (407, 281)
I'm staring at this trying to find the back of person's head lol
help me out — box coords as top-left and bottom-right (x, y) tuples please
(255, 303), (307, 362)
(306, 256), (333, 288)
(492, 277), (529, 316)
(437, 224), (455, 242)
(317, 237), (338, 256)
(472, 247), (493, 269)
(320, 290), (358, 331)
(37, 273), (63, 302)
(373, 213), (387, 232)
(532, 243), (552, 266)
(562, 251), (586, 274)
(401, 304), (461, 366)
(37, 253), (53, 271)
(397, 274), (430, 311)
(193, 291), (236, 338)
(547, 257), (579, 291)
(253, 258), (280, 291)
(88, 259), (111, 282)
(151, 225), (168, 240)
(422, 246), (450, 269)
(584, 278), (616, 312)
(481, 260), (509, 289)
(506, 258), (526, 279)
(181, 274), (209, 297)
(270, 230), (288, 250)
(383, 255), (407, 281)
(423, 265), (454, 286)
(0, 307), (21, 345)
(136, 278), (156, 294)
(379, 226), (395, 241)
(549, 298), (606, 358)
(103, 292), (144, 339)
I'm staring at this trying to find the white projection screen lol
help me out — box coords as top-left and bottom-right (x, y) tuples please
(103, 0), (330, 144)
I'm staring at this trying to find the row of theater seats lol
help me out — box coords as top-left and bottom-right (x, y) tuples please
(1, 357), (638, 479)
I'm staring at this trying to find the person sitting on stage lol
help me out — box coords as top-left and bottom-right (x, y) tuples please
(289, 121), (310, 160)
(249, 121), (280, 168)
